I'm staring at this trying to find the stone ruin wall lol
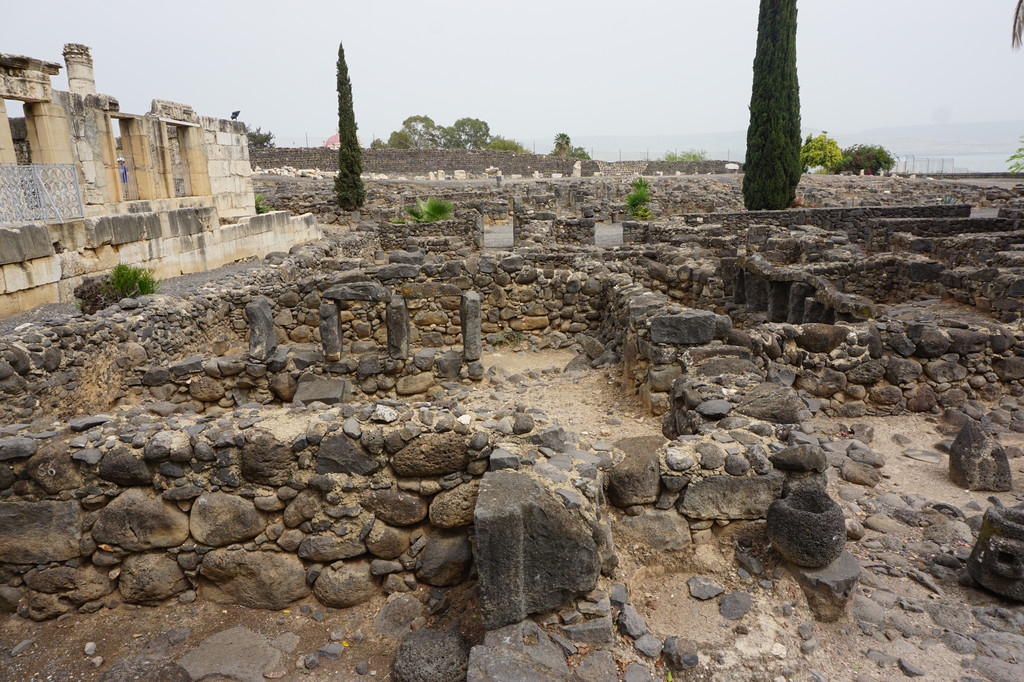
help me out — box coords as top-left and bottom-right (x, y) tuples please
(4, 194), (1024, 624)
(250, 147), (737, 179)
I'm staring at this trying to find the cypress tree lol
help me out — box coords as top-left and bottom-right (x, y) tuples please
(334, 40), (365, 210)
(742, 0), (801, 210)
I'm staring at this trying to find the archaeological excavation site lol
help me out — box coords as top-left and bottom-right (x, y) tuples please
(2, 41), (1024, 682)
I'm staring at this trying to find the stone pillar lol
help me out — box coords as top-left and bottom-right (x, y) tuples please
(319, 301), (341, 361)
(178, 125), (211, 196)
(386, 297), (410, 360)
(245, 297), (277, 361)
(460, 291), (482, 361)
(745, 271), (768, 313)
(62, 43), (97, 97)
(787, 283), (815, 324)
(119, 118), (157, 200)
(767, 281), (792, 323)
(0, 100), (16, 164)
(23, 102), (74, 165)
(803, 299), (835, 325)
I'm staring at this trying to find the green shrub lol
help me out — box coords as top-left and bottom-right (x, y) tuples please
(1008, 136), (1024, 174)
(254, 195), (271, 214)
(835, 144), (896, 175)
(800, 134), (841, 172)
(625, 177), (651, 217)
(104, 264), (160, 299)
(403, 197), (454, 223)
(661, 149), (707, 162)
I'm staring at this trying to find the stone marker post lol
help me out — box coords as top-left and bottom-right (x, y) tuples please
(460, 291), (482, 362)
(319, 301), (341, 361)
(386, 297), (410, 359)
(245, 297), (277, 361)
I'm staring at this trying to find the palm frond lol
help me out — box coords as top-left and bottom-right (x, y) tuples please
(1015, 0), (1024, 49)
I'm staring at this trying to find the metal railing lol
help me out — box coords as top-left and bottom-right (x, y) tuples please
(0, 163), (84, 225)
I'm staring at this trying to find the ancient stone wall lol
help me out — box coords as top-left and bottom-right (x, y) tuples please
(0, 209), (320, 318)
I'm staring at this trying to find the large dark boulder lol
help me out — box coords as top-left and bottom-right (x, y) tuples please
(474, 471), (600, 629)
(200, 548), (309, 609)
(605, 446), (660, 507)
(767, 487), (846, 567)
(91, 489), (189, 552)
(190, 493), (265, 547)
(240, 430), (296, 486)
(679, 471), (784, 520)
(0, 500), (82, 564)
(949, 420), (1012, 492)
(391, 432), (469, 477)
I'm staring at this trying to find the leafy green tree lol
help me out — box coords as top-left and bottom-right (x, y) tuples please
(742, 0), (801, 210)
(486, 136), (530, 154)
(566, 145), (591, 160)
(245, 125), (275, 150)
(800, 133), (842, 172)
(370, 138), (387, 149)
(835, 144), (896, 175)
(334, 41), (365, 210)
(1008, 136), (1024, 173)
(552, 133), (571, 158)
(386, 130), (413, 149)
(661, 149), (707, 162)
(398, 115), (444, 148)
(443, 117), (491, 149)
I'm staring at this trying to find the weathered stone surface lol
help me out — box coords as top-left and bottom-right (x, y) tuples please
(949, 420), (1012, 492)
(613, 510), (691, 554)
(245, 297), (277, 361)
(967, 506), (1024, 601)
(365, 519), (410, 559)
(0, 500), (82, 564)
(736, 382), (810, 423)
(795, 324), (849, 353)
(396, 373), (435, 395)
(178, 626), (284, 682)
(91, 488), (189, 551)
(293, 377), (351, 405)
(312, 560), (376, 608)
(791, 550), (861, 622)
(466, 645), (580, 682)
(460, 291), (483, 362)
(0, 436), (37, 461)
(416, 530), (472, 586)
(297, 533), (365, 562)
(98, 447), (153, 486)
(23, 564), (112, 605)
(189, 376), (225, 402)
(119, 553), (188, 604)
(241, 430), (296, 486)
(190, 493), (265, 547)
(200, 549), (309, 609)
(841, 460), (880, 487)
(386, 296), (411, 360)
(483, 620), (569, 675)
(796, 368), (847, 397)
(26, 446), (81, 494)
(393, 628), (469, 682)
(678, 471), (783, 519)
(323, 281), (391, 302)
(474, 471), (600, 629)
(392, 432), (469, 477)
(365, 489), (427, 526)
(649, 310), (717, 345)
(606, 446), (660, 506)
(429, 480), (480, 528)
(767, 487), (846, 568)
(316, 433), (381, 476)
(769, 444), (828, 473)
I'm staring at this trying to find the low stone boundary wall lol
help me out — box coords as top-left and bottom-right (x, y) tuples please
(0, 209), (320, 318)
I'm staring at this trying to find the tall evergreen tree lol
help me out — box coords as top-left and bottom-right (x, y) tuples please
(742, 0), (801, 210)
(334, 41), (365, 210)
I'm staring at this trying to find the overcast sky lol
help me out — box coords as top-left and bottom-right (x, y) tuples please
(3, 0), (1023, 157)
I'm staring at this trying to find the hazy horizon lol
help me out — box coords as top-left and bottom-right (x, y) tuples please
(3, 1), (1022, 173)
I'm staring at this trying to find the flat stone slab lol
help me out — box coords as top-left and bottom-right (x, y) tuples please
(903, 449), (943, 464)
(293, 378), (352, 405)
(178, 626), (283, 682)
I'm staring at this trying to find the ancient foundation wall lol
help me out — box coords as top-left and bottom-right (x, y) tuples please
(0, 209), (320, 318)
